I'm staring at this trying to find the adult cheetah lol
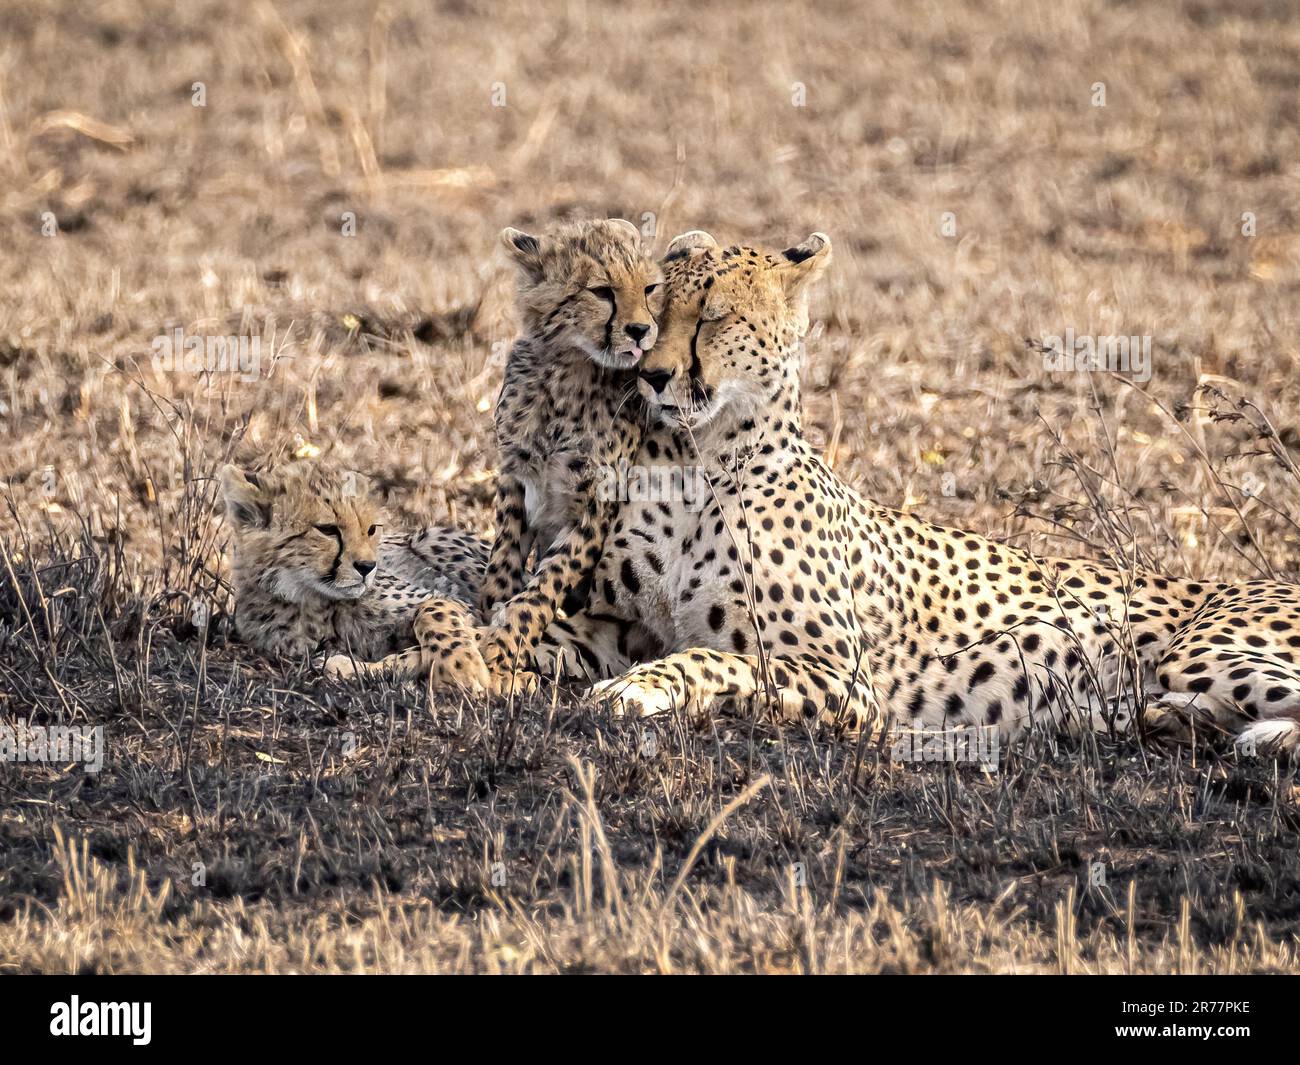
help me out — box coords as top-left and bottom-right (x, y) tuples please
(566, 230), (1300, 755)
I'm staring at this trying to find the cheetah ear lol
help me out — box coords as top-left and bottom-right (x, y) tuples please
(776, 232), (832, 298)
(220, 464), (269, 530)
(500, 227), (545, 279)
(608, 218), (642, 243)
(664, 230), (719, 261)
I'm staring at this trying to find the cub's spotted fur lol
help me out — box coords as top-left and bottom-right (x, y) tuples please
(563, 231), (1300, 755)
(476, 218), (661, 678)
(221, 462), (492, 691)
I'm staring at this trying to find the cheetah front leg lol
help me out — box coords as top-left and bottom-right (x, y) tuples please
(590, 648), (877, 727)
(531, 608), (659, 684)
(478, 489), (614, 680)
(479, 474), (528, 621)
(325, 597), (491, 692)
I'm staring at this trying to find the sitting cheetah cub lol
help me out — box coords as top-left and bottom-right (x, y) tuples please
(220, 461), (493, 691)
(476, 218), (662, 680)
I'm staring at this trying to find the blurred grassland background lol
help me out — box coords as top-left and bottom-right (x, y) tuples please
(0, 0), (1299, 973)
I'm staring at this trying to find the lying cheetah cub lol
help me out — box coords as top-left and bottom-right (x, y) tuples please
(221, 461), (493, 690)
(476, 218), (662, 680)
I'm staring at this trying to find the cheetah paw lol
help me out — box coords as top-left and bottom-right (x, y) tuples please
(427, 646), (491, 695)
(590, 674), (679, 718)
(486, 666), (542, 698)
(477, 624), (527, 673)
(1235, 720), (1300, 758)
(325, 653), (358, 680)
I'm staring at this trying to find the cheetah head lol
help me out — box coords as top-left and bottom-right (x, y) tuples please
(221, 462), (383, 603)
(637, 230), (831, 434)
(500, 218), (663, 371)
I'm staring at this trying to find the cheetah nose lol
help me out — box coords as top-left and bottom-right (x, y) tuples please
(353, 559), (376, 578)
(625, 323), (651, 345)
(639, 367), (674, 394)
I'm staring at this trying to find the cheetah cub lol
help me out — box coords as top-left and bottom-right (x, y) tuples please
(221, 461), (492, 690)
(476, 218), (662, 679)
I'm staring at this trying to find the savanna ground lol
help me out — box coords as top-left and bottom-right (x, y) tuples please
(1, 0), (1299, 974)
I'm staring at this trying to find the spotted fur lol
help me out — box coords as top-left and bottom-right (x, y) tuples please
(572, 231), (1300, 756)
(475, 218), (661, 682)
(221, 462), (493, 691)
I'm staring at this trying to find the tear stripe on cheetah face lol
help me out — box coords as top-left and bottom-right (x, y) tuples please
(500, 217), (663, 372)
(570, 232), (1300, 755)
(222, 462), (382, 603)
(636, 231), (827, 444)
(222, 461), (492, 682)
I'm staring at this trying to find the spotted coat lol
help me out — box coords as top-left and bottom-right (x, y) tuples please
(556, 232), (1300, 756)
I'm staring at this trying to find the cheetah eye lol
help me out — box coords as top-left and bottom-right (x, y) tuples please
(588, 285), (615, 302)
(314, 523), (340, 538)
(644, 283), (660, 296)
(368, 524), (379, 537)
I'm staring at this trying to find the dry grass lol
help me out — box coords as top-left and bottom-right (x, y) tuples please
(1, 0), (1299, 973)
